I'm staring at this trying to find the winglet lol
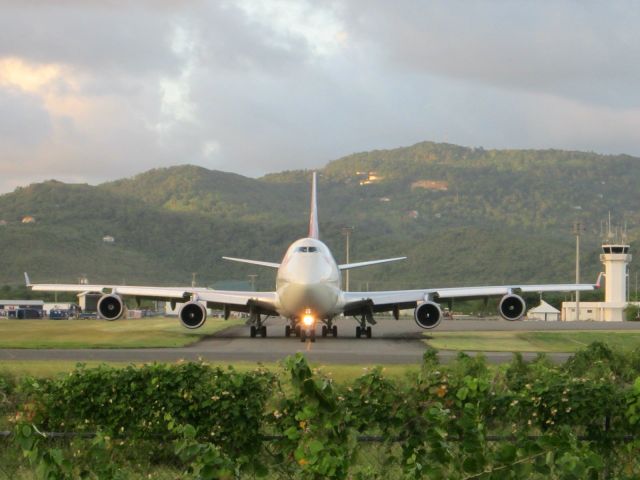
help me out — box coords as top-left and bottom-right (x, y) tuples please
(595, 272), (605, 289)
(24, 272), (32, 287)
(308, 171), (319, 239)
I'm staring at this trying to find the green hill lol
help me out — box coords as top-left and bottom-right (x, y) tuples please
(0, 141), (637, 292)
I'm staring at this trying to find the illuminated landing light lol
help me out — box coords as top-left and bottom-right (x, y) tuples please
(302, 315), (314, 326)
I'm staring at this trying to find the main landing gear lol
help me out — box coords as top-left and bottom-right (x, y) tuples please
(354, 312), (374, 338)
(355, 325), (372, 338)
(321, 321), (338, 338)
(284, 320), (298, 338)
(249, 312), (268, 338)
(250, 325), (267, 338)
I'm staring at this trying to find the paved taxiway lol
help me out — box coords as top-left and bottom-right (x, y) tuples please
(2, 317), (640, 364)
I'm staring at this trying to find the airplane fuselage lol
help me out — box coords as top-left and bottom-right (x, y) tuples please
(275, 238), (342, 321)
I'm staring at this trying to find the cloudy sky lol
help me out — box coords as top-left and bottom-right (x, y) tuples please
(0, 0), (639, 193)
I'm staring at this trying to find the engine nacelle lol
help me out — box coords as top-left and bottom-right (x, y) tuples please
(414, 301), (442, 329)
(179, 301), (207, 329)
(97, 294), (125, 321)
(499, 294), (526, 321)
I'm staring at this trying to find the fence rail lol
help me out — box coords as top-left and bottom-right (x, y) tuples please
(1, 430), (636, 442)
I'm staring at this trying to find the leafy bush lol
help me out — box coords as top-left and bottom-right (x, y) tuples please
(563, 341), (639, 383)
(20, 362), (274, 458)
(268, 353), (358, 479)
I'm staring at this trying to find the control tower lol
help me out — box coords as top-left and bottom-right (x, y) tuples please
(600, 243), (632, 321)
(561, 225), (632, 321)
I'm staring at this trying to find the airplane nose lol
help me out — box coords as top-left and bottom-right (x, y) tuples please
(297, 283), (322, 304)
(280, 281), (337, 314)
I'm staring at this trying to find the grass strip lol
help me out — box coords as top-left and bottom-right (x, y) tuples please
(425, 330), (640, 352)
(0, 317), (242, 349)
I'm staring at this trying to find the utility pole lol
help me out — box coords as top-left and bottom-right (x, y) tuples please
(342, 227), (353, 291)
(191, 272), (197, 288)
(573, 221), (584, 321)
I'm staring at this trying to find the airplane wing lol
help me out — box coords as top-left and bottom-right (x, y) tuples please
(222, 257), (281, 268)
(25, 273), (278, 316)
(338, 257), (406, 270)
(343, 273), (602, 316)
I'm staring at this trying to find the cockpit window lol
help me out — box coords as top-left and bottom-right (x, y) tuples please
(296, 246), (318, 253)
(297, 247), (308, 252)
(308, 246), (318, 252)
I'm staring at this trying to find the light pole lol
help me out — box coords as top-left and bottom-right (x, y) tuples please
(248, 274), (258, 291)
(573, 221), (584, 321)
(342, 227), (353, 291)
(635, 270), (640, 319)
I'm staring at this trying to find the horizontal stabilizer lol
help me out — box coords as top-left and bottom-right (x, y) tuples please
(222, 257), (281, 269)
(339, 257), (406, 270)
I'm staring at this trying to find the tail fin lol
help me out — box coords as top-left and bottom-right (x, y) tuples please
(308, 171), (319, 239)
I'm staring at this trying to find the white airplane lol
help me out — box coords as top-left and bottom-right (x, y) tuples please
(25, 172), (601, 341)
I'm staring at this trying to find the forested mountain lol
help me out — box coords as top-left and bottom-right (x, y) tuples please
(0, 141), (637, 291)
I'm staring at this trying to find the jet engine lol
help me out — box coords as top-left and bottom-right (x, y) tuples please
(179, 301), (207, 329)
(97, 294), (125, 321)
(414, 301), (442, 329)
(498, 294), (526, 321)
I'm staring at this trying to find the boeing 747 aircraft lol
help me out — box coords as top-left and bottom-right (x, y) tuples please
(26, 172), (600, 341)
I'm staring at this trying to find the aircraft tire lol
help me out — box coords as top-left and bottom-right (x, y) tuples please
(366, 326), (372, 338)
(295, 325), (301, 337)
(285, 325), (291, 337)
(321, 325), (328, 337)
(250, 326), (257, 338)
(300, 331), (306, 342)
(332, 325), (338, 337)
(355, 326), (361, 338)
(261, 325), (267, 337)
(310, 330), (316, 342)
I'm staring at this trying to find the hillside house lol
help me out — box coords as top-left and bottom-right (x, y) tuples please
(357, 171), (384, 186)
(411, 180), (449, 191)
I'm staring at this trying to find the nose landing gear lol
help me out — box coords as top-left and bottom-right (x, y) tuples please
(285, 317), (337, 341)
(300, 328), (316, 342)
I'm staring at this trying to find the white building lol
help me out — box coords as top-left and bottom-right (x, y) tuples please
(562, 242), (632, 321)
(527, 300), (560, 321)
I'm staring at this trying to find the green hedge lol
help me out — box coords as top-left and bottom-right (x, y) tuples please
(8, 343), (640, 478)
(20, 362), (274, 457)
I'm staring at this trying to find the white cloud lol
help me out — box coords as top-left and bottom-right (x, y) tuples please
(0, 1), (639, 194)
(234, 0), (347, 57)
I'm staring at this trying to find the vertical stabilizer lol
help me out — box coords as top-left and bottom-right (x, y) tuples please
(308, 171), (319, 239)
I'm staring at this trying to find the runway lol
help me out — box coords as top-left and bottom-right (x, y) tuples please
(2, 317), (640, 365)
